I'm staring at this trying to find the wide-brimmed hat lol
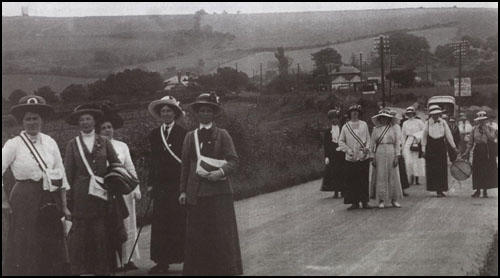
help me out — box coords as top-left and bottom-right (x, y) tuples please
(10, 95), (54, 122)
(474, 111), (488, 121)
(347, 104), (362, 114)
(428, 105), (443, 115)
(371, 108), (394, 126)
(67, 104), (104, 126)
(405, 106), (416, 115)
(327, 109), (341, 119)
(148, 95), (184, 120)
(98, 102), (124, 129)
(190, 92), (222, 114)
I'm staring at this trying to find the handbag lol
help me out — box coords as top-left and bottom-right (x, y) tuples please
(19, 132), (63, 191)
(410, 137), (421, 152)
(75, 136), (108, 201)
(194, 129), (227, 180)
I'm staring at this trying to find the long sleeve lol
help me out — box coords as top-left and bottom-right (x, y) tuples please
(122, 143), (138, 179)
(401, 122), (409, 146)
(370, 128), (377, 158)
(180, 133), (192, 193)
(2, 139), (17, 188)
(464, 127), (475, 155)
(64, 140), (76, 186)
(394, 125), (402, 156)
(363, 122), (371, 150)
(105, 139), (121, 165)
(422, 121), (429, 153)
(443, 121), (457, 149)
(338, 125), (349, 153)
(220, 129), (239, 177)
(52, 139), (70, 190)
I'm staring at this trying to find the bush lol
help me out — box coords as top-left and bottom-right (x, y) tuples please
(61, 84), (90, 103)
(34, 86), (59, 103)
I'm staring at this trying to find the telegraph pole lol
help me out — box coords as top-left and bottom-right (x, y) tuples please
(380, 37), (386, 106)
(389, 54), (393, 102)
(235, 63), (238, 72)
(359, 53), (363, 91)
(451, 40), (469, 115)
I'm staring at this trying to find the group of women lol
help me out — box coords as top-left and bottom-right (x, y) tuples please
(322, 104), (498, 209)
(2, 92), (243, 276)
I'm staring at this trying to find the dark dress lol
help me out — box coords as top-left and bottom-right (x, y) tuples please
(148, 123), (187, 265)
(180, 126), (243, 276)
(321, 127), (345, 192)
(470, 128), (498, 190)
(343, 160), (370, 204)
(425, 136), (449, 192)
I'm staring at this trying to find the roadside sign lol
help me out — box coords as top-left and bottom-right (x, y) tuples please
(454, 77), (471, 97)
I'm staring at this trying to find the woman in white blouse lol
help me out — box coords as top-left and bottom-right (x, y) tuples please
(338, 104), (372, 210)
(422, 105), (458, 197)
(401, 106), (426, 185)
(97, 105), (142, 271)
(2, 96), (71, 275)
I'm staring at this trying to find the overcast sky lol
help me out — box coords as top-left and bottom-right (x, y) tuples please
(2, 2), (498, 17)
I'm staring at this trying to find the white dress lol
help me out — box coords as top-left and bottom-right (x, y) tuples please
(111, 139), (141, 264)
(402, 118), (426, 178)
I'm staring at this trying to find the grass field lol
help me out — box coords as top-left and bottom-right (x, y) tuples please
(2, 74), (96, 98)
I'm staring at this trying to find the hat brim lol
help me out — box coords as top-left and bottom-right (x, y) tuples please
(429, 110), (443, 115)
(148, 100), (184, 120)
(190, 102), (222, 114)
(66, 109), (104, 126)
(474, 116), (488, 121)
(10, 104), (54, 122)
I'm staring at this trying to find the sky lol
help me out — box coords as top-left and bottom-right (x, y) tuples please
(2, 2), (498, 17)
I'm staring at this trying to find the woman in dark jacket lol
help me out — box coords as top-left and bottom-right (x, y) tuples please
(321, 109), (345, 198)
(64, 104), (123, 275)
(146, 96), (187, 274)
(179, 92), (243, 276)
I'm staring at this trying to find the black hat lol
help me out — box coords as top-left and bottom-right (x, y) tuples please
(66, 104), (104, 126)
(98, 102), (124, 129)
(10, 95), (54, 122)
(104, 163), (139, 195)
(190, 92), (222, 114)
(327, 109), (341, 119)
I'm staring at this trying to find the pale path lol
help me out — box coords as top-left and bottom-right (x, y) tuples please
(119, 175), (498, 276)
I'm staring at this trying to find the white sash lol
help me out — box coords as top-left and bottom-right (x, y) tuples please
(75, 136), (108, 201)
(19, 132), (62, 192)
(194, 129), (227, 180)
(160, 124), (182, 164)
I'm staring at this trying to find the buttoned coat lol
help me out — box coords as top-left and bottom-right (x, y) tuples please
(180, 126), (239, 205)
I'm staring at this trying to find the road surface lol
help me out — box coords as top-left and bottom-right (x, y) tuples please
(119, 174), (498, 276)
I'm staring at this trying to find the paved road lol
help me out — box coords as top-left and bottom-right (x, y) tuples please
(118, 174), (498, 276)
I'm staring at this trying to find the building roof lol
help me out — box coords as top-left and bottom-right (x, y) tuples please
(329, 65), (360, 75)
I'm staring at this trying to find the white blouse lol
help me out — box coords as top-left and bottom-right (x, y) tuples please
(422, 118), (456, 152)
(338, 120), (371, 162)
(330, 125), (340, 143)
(2, 131), (70, 190)
(81, 130), (96, 152)
(402, 118), (425, 144)
(110, 139), (140, 194)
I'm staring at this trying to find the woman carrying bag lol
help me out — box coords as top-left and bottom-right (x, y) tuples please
(179, 92), (243, 276)
(401, 106), (426, 185)
(2, 96), (71, 276)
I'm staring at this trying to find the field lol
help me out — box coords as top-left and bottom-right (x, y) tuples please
(2, 74), (96, 98)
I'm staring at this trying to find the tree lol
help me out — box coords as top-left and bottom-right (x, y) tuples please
(387, 32), (431, 67)
(311, 48), (342, 77)
(434, 44), (456, 66)
(34, 86), (59, 103)
(486, 34), (498, 51)
(8, 89), (27, 104)
(386, 68), (416, 88)
(61, 84), (90, 103)
(274, 47), (292, 77)
(462, 35), (484, 49)
(196, 67), (250, 91)
(194, 9), (207, 33)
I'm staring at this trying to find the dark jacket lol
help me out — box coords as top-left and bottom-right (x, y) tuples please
(64, 134), (120, 219)
(180, 126), (239, 205)
(147, 123), (187, 195)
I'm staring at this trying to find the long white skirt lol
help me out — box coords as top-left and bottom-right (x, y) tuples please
(402, 137), (426, 178)
(116, 191), (140, 265)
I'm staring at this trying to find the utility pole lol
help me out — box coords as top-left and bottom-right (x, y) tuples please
(359, 53), (363, 92)
(424, 51), (429, 82)
(451, 40), (469, 115)
(235, 63), (238, 72)
(389, 54), (396, 102)
(374, 35), (390, 106)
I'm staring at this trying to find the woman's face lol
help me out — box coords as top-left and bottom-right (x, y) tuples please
(431, 114), (440, 121)
(159, 105), (176, 124)
(350, 110), (359, 120)
(379, 116), (390, 125)
(197, 105), (215, 124)
(23, 112), (43, 136)
(79, 114), (96, 133)
(99, 121), (114, 139)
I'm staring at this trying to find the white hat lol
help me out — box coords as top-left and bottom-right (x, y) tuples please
(405, 106), (416, 114)
(371, 108), (395, 126)
(428, 105), (443, 115)
(474, 111), (488, 121)
(148, 96), (184, 120)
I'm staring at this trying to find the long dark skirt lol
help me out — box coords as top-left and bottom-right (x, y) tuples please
(321, 150), (345, 192)
(425, 136), (448, 192)
(399, 156), (410, 190)
(343, 160), (370, 204)
(183, 194), (243, 276)
(150, 190), (186, 265)
(3, 180), (67, 276)
(472, 142), (498, 190)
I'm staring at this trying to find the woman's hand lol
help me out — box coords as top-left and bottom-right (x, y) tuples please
(371, 160), (376, 168)
(325, 157), (330, 165)
(393, 157), (399, 168)
(178, 193), (186, 206)
(206, 169), (224, 181)
(2, 200), (12, 214)
(62, 206), (72, 221)
(134, 190), (142, 200)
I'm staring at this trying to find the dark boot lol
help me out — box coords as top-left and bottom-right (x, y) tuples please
(437, 191), (446, 198)
(333, 191), (339, 198)
(415, 177), (420, 185)
(361, 202), (373, 209)
(149, 264), (170, 274)
(347, 203), (360, 210)
(482, 189), (489, 198)
(471, 190), (480, 198)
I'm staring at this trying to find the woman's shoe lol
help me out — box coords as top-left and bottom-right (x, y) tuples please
(437, 191), (446, 198)
(482, 190), (489, 198)
(347, 203), (360, 210)
(403, 191), (409, 197)
(124, 262), (139, 271)
(392, 201), (401, 208)
(378, 202), (385, 209)
(148, 264), (169, 274)
(471, 190), (480, 198)
(362, 202), (373, 209)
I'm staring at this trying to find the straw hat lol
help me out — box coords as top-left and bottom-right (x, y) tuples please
(148, 95), (184, 120)
(474, 111), (488, 121)
(66, 104), (104, 126)
(405, 106), (416, 115)
(10, 95), (54, 122)
(189, 92), (222, 114)
(428, 105), (443, 115)
(371, 108), (395, 126)
(347, 104), (362, 114)
(327, 109), (341, 119)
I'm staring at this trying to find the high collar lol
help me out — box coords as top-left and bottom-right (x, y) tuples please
(23, 131), (41, 143)
(81, 129), (95, 137)
(199, 122), (213, 130)
(163, 121), (175, 130)
(429, 118), (441, 124)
